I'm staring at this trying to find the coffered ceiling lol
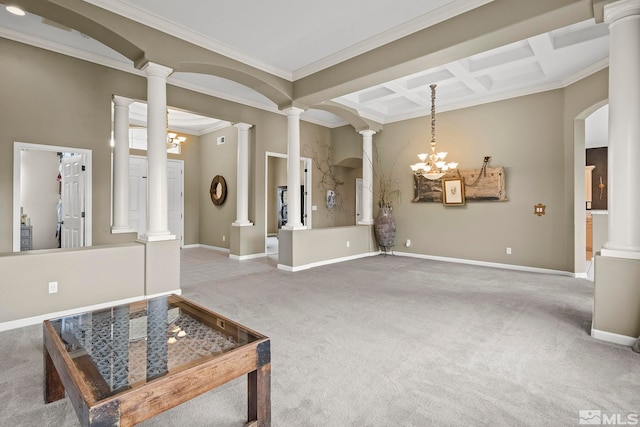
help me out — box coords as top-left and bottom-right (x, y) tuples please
(0, 0), (610, 132)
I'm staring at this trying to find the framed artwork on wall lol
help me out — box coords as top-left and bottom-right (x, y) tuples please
(442, 178), (465, 206)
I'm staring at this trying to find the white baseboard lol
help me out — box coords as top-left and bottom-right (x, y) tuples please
(144, 289), (182, 299)
(591, 328), (638, 347)
(229, 252), (266, 260)
(0, 290), (182, 332)
(393, 250), (576, 277)
(278, 251), (379, 272)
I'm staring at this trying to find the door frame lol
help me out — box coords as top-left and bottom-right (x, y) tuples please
(13, 142), (92, 252)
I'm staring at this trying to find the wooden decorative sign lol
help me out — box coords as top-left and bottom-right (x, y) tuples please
(413, 166), (506, 203)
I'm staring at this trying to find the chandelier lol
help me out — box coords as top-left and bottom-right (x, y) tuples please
(167, 132), (186, 149)
(410, 84), (458, 180)
(166, 110), (186, 149)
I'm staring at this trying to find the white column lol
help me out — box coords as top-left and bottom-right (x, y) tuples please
(233, 122), (253, 226)
(112, 95), (135, 233)
(602, 0), (640, 260)
(140, 62), (174, 241)
(282, 107), (305, 230)
(359, 130), (375, 225)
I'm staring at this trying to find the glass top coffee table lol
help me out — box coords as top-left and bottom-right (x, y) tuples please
(43, 295), (270, 426)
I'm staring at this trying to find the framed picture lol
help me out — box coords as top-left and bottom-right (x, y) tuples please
(442, 178), (465, 206)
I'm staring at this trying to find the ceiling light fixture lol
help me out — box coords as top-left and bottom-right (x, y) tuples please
(410, 84), (459, 180)
(6, 5), (26, 16)
(166, 110), (186, 149)
(167, 132), (186, 149)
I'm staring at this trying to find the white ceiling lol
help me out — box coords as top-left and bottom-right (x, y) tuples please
(0, 0), (610, 136)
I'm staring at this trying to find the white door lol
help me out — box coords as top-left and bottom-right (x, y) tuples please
(129, 156), (183, 246)
(61, 154), (85, 248)
(167, 161), (184, 245)
(356, 178), (363, 224)
(129, 157), (147, 237)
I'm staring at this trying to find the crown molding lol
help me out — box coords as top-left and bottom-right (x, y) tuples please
(292, 0), (495, 80)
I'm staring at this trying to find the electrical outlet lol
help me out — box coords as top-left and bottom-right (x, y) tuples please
(406, 239), (411, 247)
(48, 281), (58, 294)
(222, 235), (226, 242)
(346, 241), (350, 248)
(506, 247), (512, 255)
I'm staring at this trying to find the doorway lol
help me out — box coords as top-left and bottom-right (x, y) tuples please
(265, 152), (311, 256)
(13, 142), (92, 252)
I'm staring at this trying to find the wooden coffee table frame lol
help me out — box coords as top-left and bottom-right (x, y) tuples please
(43, 296), (271, 427)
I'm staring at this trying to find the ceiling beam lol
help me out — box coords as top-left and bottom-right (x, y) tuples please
(292, 0), (595, 107)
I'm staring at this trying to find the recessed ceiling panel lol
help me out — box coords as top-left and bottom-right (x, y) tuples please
(466, 41), (534, 73)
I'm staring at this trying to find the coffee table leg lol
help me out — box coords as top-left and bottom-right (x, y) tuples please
(247, 364), (271, 427)
(44, 347), (65, 403)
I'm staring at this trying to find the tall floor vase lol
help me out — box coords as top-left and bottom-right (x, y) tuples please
(374, 206), (396, 254)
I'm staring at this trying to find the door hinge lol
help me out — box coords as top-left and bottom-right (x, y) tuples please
(81, 212), (85, 218)
(81, 165), (86, 171)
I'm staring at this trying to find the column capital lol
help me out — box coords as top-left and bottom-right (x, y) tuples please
(142, 62), (173, 79)
(112, 95), (134, 107)
(359, 129), (376, 138)
(605, 0), (640, 23)
(234, 122), (253, 131)
(282, 106), (305, 117)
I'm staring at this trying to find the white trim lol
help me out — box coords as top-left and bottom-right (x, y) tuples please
(182, 244), (200, 249)
(393, 251), (577, 277)
(13, 142), (93, 252)
(144, 289), (182, 299)
(574, 272), (589, 279)
(591, 328), (638, 347)
(277, 251), (379, 272)
(229, 253), (266, 261)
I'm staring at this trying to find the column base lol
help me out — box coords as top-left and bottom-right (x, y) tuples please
(111, 226), (136, 234)
(232, 221), (254, 227)
(601, 248), (640, 260)
(282, 224), (306, 231)
(137, 232), (176, 243)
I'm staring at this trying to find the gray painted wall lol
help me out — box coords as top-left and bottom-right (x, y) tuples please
(1, 35), (622, 331)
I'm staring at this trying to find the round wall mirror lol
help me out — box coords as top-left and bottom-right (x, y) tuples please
(210, 175), (227, 206)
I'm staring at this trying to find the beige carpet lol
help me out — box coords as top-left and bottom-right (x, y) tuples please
(1, 247), (638, 426)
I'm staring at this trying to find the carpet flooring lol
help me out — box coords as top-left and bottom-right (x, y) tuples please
(1, 247), (638, 426)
